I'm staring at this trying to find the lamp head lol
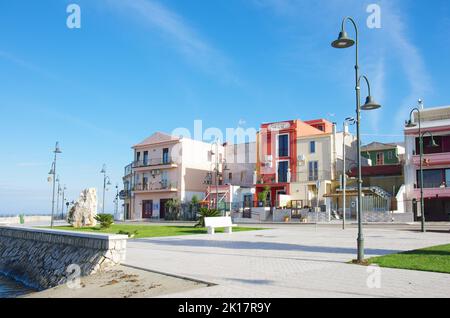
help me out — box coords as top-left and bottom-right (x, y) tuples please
(361, 95), (381, 110)
(405, 119), (417, 128)
(100, 164), (106, 174)
(429, 138), (439, 148)
(331, 31), (355, 49)
(54, 142), (62, 154)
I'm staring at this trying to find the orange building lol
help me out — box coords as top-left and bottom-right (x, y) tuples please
(255, 119), (333, 206)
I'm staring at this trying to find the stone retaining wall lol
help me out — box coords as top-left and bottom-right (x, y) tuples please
(0, 226), (127, 290)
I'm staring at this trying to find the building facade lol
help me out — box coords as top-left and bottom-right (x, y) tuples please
(255, 119), (356, 207)
(122, 132), (223, 220)
(204, 142), (256, 210)
(404, 105), (450, 221)
(354, 142), (405, 196)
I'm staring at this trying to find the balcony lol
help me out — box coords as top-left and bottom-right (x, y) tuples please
(119, 190), (131, 199)
(412, 152), (450, 167)
(413, 187), (450, 199)
(124, 164), (132, 177)
(133, 181), (178, 193)
(132, 158), (178, 170)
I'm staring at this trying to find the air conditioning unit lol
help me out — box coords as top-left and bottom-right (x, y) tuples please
(264, 155), (273, 168)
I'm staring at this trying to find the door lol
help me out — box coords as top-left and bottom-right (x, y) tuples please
(159, 199), (170, 219)
(277, 161), (289, 183)
(142, 200), (153, 219)
(163, 148), (169, 164)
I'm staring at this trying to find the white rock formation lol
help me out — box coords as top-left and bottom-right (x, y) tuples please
(68, 188), (98, 228)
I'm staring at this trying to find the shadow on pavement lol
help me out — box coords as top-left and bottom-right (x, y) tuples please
(132, 238), (402, 256)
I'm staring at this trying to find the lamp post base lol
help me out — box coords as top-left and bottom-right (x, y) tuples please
(357, 237), (364, 262)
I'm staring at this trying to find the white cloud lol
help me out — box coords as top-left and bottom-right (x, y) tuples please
(105, 0), (240, 85)
(0, 50), (57, 80)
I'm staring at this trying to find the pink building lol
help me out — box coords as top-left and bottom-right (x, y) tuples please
(404, 105), (450, 221)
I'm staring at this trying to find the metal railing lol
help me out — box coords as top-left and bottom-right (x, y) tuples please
(132, 158), (176, 168)
(133, 181), (178, 191)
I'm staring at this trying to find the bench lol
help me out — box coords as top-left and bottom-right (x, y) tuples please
(204, 216), (237, 235)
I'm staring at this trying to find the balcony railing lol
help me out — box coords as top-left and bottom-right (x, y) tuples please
(124, 164), (132, 176)
(132, 158), (176, 168)
(133, 180), (178, 192)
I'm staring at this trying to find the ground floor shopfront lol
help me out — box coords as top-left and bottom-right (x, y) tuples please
(423, 198), (450, 221)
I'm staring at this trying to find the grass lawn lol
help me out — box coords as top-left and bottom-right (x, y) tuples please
(49, 224), (264, 239)
(367, 244), (450, 274)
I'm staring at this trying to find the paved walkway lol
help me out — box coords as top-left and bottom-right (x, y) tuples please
(125, 225), (450, 298)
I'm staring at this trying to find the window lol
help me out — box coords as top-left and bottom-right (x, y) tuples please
(308, 161), (319, 181)
(310, 141), (316, 154)
(228, 172), (233, 181)
(387, 151), (393, 160)
(417, 169), (443, 188)
(278, 134), (289, 157)
(162, 148), (169, 164)
(143, 151), (149, 165)
(136, 152), (141, 163)
(278, 161), (289, 183)
(376, 152), (384, 165)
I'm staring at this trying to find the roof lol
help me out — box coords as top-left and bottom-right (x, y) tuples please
(361, 142), (404, 152)
(133, 132), (181, 148)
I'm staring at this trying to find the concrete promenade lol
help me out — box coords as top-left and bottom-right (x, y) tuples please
(125, 224), (450, 298)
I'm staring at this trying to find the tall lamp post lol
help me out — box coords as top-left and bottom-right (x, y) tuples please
(56, 176), (61, 220)
(114, 184), (119, 219)
(100, 164), (112, 214)
(342, 117), (356, 230)
(332, 17), (382, 262)
(405, 106), (439, 233)
(61, 185), (67, 219)
(48, 142), (62, 228)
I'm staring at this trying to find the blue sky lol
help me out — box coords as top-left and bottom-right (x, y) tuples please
(0, 0), (449, 214)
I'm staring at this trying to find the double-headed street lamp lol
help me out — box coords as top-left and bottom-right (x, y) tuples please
(405, 105), (439, 232)
(48, 142), (62, 228)
(100, 164), (112, 214)
(332, 17), (382, 262)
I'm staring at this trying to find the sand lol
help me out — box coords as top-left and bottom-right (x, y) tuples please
(25, 265), (208, 298)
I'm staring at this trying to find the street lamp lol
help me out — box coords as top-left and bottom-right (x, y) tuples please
(56, 176), (61, 220)
(332, 17), (382, 262)
(48, 142), (62, 228)
(342, 117), (356, 230)
(100, 164), (112, 214)
(405, 106), (439, 232)
(114, 184), (119, 219)
(61, 185), (67, 219)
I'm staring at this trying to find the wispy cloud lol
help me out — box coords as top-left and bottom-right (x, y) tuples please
(379, 0), (432, 125)
(0, 50), (58, 80)
(250, 0), (431, 138)
(105, 0), (241, 85)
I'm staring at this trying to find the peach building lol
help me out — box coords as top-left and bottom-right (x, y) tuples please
(122, 132), (224, 220)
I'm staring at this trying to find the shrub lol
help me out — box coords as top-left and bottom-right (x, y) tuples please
(195, 207), (220, 228)
(94, 213), (114, 229)
(117, 230), (138, 238)
(165, 199), (181, 220)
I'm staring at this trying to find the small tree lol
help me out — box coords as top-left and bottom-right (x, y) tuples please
(94, 214), (114, 229)
(165, 198), (181, 220)
(257, 186), (271, 206)
(195, 207), (220, 228)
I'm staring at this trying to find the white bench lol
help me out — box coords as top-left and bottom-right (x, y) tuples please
(204, 216), (237, 235)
